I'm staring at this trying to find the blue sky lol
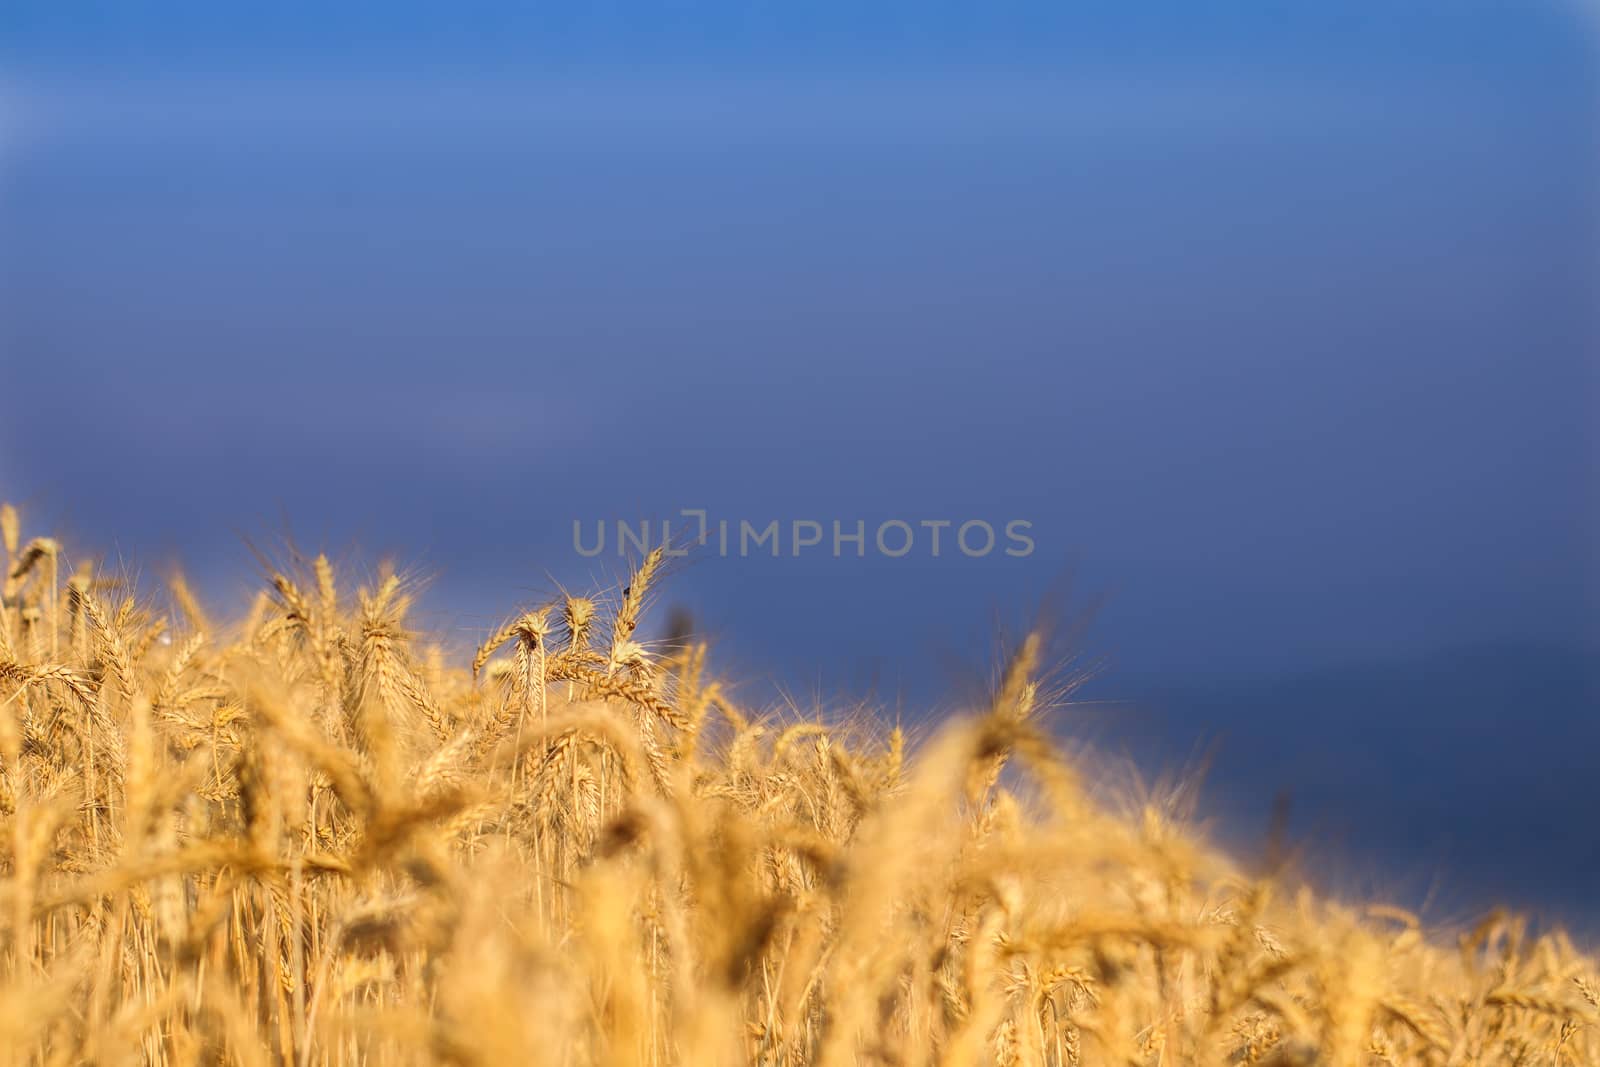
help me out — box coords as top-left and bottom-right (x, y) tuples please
(2, 0), (1597, 917)
(3, 2), (1593, 75)
(2, 2), (1594, 673)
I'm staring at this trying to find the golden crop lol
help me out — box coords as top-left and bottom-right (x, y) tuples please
(0, 501), (1593, 1065)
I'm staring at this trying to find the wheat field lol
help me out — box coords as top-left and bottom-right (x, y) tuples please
(0, 501), (1594, 1066)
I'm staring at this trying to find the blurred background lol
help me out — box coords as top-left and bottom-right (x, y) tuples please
(2, 3), (1596, 928)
